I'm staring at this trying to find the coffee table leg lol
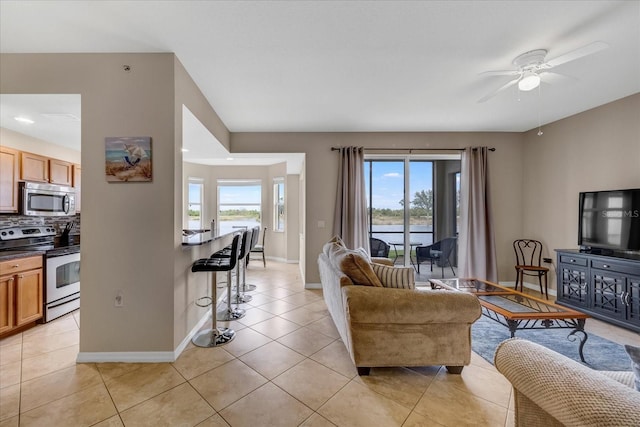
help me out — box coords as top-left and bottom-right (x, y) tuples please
(506, 319), (519, 338)
(567, 319), (588, 363)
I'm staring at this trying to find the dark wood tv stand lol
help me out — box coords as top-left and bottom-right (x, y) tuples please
(555, 249), (640, 333)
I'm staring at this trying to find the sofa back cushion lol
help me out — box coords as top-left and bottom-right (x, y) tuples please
(371, 263), (415, 289)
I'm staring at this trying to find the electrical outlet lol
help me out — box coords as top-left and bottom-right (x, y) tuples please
(115, 290), (124, 307)
(543, 258), (552, 263)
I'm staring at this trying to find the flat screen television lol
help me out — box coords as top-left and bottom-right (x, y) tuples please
(578, 189), (640, 252)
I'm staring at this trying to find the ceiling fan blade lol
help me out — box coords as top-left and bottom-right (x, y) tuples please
(478, 69), (521, 77)
(539, 71), (578, 84)
(477, 78), (519, 103)
(543, 41), (609, 68)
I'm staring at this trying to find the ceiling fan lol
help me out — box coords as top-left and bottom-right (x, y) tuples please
(477, 41), (609, 103)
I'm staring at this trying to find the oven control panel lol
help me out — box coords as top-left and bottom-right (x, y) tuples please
(0, 226), (57, 241)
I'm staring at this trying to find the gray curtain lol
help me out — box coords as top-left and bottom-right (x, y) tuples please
(333, 147), (370, 252)
(459, 146), (498, 282)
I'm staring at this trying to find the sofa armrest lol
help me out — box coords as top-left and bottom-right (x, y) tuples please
(342, 286), (481, 325)
(371, 257), (394, 266)
(495, 339), (640, 427)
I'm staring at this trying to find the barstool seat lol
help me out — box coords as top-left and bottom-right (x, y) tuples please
(190, 234), (240, 347)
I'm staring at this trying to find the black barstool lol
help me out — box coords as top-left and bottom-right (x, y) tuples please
(215, 231), (247, 321)
(242, 226), (260, 292)
(216, 229), (253, 304)
(190, 234), (240, 347)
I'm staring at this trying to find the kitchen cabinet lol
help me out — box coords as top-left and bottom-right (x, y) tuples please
(556, 250), (640, 332)
(20, 151), (49, 183)
(0, 146), (20, 212)
(73, 164), (81, 212)
(0, 256), (43, 336)
(49, 159), (73, 186)
(20, 151), (74, 186)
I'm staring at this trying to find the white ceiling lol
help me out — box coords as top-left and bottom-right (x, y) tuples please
(1, 1), (639, 136)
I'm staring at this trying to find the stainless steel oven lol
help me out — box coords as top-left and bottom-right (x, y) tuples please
(0, 225), (80, 322)
(20, 182), (76, 217)
(45, 250), (80, 322)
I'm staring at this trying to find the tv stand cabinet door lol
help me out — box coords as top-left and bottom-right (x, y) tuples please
(557, 254), (589, 309)
(590, 268), (627, 321)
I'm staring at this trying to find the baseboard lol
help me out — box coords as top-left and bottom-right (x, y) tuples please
(305, 282), (322, 290)
(77, 351), (176, 363)
(499, 280), (557, 297)
(285, 259), (299, 264)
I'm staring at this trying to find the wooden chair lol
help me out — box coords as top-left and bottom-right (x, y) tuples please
(513, 239), (549, 299)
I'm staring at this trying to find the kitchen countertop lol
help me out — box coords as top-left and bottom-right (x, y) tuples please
(182, 230), (238, 246)
(0, 250), (46, 261)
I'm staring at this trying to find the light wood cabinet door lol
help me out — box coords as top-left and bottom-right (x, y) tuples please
(15, 269), (43, 326)
(0, 276), (15, 334)
(20, 152), (49, 183)
(73, 164), (81, 212)
(49, 159), (73, 186)
(0, 146), (20, 212)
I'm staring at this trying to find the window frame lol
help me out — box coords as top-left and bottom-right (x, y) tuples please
(186, 177), (204, 230)
(273, 177), (285, 232)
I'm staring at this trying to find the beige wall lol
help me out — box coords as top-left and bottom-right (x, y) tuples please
(231, 132), (525, 284)
(1, 127), (81, 164)
(1, 53), (231, 356)
(522, 93), (640, 292)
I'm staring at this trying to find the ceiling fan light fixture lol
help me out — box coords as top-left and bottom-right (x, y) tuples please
(518, 73), (541, 91)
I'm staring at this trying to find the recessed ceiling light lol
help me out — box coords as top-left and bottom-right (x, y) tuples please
(181, 148), (189, 152)
(14, 116), (35, 124)
(226, 157), (234, 161)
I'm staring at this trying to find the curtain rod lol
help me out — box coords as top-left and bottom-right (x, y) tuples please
(330, 147), (496, 152)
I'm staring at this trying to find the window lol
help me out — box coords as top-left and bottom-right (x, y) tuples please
(187, 178), (204, 229)
(217, 180), (261, 235)
(274, 178), (285, 232)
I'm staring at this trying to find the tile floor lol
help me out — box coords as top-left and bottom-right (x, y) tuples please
(1, 262), (638, 427)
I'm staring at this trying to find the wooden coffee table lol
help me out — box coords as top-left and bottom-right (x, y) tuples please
(428, 278), (591, 362)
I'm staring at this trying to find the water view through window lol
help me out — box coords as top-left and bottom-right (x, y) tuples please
(217, 181), (261, 235)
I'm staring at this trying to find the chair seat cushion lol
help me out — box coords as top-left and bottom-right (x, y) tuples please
(515, 265), (549, 272)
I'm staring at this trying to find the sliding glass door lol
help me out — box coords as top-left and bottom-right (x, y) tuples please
(365, 156), (460, 267)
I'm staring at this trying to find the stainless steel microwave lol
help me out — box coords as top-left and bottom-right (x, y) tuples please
(19, 182), (76, 216)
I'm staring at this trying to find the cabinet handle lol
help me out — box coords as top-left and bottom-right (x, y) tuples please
(625, 292), (631, 305)
(570, 259), (576, 263)
(602, 264), (610, 268)
(18, 274), (24, 278)
(12, 264), (19, 268)
(620, 293), (626, 305)
(8, 278), (14, 282)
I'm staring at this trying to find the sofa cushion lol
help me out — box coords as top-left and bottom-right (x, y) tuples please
(371, 263), (415, 289)
(328, 245), (382, 287)
(625, 344), (640, 391)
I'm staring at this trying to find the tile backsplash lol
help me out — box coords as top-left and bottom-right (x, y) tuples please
(0, 214), (81, 235)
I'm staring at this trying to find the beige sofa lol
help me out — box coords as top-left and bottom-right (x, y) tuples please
(495, 338), (640, 427)
(318, 250), (481, 375)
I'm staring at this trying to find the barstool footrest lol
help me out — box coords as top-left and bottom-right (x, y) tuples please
(195, 296), (213, 307)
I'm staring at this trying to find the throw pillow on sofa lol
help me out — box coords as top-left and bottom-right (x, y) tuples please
(370, 263), (415, 289)
(328, 244), (383, 287)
